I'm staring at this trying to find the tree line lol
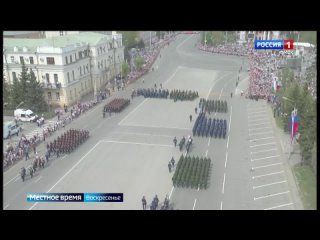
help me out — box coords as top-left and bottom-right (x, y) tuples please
(3, 63), (48, 113)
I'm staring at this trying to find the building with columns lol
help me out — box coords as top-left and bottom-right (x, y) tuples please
(3, 32), (123, 107)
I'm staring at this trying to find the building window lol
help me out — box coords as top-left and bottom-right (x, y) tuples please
(83, 65), (85, 74)
(70, 55), (72, 63)
(104, 59), (106, 69)
(72, 70), (75, 80)
(85, 81), (87, 89)
(54, 74), (58, 83)
(46, 73), (50, 83)
(12, 72), (17, 81)
(56, 92), (60, 101)
(65, 56), (68, 65)
(86, 64), (89, 72)
(81, 83), (83, 91)
(67, 72), (70, 83)
(79, 51), (82, 58)
(80, 67), (82, 76)
(46, 57), (55, 65)
(11, 56), (15, 63)
(70, 90), (72, 100)
(29, 57), (34, 64)
(48, 92), (52, 100)
(20, 56), (24, 64)
(75, 53), (77, 61)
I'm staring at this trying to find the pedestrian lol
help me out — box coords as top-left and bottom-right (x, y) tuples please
(189, 114), (192, 122)
(142, 196), (147, 210)
(25, 148), (29, 161)
(195, 107), (197, 114)
(173, 137), (177, 147)
(45, 150), (49, 162)
(160, 83), (162, 89)
(168, 162), (172, 173)
(33, 143), (36, 154)
(171, 157), (175, 167)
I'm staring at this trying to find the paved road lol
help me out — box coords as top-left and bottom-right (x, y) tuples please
(3, 33), (303, 210)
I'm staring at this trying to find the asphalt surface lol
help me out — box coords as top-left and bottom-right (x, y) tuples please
(3, 33), (303, 210)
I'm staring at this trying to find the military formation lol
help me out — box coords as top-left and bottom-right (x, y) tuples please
(104, 98), (130, 113)
(199, 98), (228, 113)
(137, 88), (169, 98)
(169, 89), (199, 101)
(47, 129), (89, 155)
(192, 113), (227, 138)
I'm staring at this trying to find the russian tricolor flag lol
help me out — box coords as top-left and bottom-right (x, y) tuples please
(288, 111), (299, 144)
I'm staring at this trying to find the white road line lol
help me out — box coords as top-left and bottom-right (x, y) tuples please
(250, 136), (274, 142)
(251, 148), (277, 154)
(119, 123), (192, 130)
(222, 173), (226, 194)
(34, 176), (42, 183)
(169, 186), (174, 200)
(205, 150), (208, 157)
(192, 199), (197, 210)
(14, 177), (20, 183)
(249, 127), (272, 131)
(227, 135), (230, 148)
(264, 202), (293, 210)
(205, 73), (230, 100)
(4, 204), (10, 210)
(118, 99), (148, 125)
(254, 191), (290, 201)
(207, 138), (211, 146)
(228, 106), (232, 133)
(30, 140), (103, 210)
(253, 180), (287, 190)
(251, 155), (280, 162)
(250, 142), (276, 147)
(163, 66), (182, 86)
(219, 88), (223, 99)
(4, 174), (19, 187)
(112, 131), (174, 138)
(220, 201), (223, 210)
(248, 122), (270, 127)
(252, 170), (284, 179)
(252, 162), (283, 170)
(248, 118), (269, 123)
(101, 140), (174, 148)
(249, 131), (273, 136)
(225, 152), (228, 168)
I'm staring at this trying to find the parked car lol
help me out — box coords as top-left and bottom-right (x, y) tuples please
(14, 109), (38, 122)
(3, 121), (21, 139)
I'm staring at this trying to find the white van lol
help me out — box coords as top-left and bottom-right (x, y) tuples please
(3, 121), (21, 139)
(14, 109), (38, 122)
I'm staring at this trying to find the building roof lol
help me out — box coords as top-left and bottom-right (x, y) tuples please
(3, 32), (118, 53)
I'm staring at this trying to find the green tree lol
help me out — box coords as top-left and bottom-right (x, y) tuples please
(299, 31), (316, 45)
(137, 39), (145, 49)
(18, 62), (29, 103)
(11, 75), (23, 109)
(134, 56), (145, 71)
(3, 77), (10, 108)
(121, 62), (129, 78)
(120, 31), (139, 49)
(25, 68), (47, 112)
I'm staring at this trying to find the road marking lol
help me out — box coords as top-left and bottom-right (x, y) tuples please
(251, 148), (277, 154)
(34, 176), (42, 183)
(253, 180), (287, 190)
(248, 122), (270, 127)
(118, 99), (148, 125)
(4, 204), (10, 210)
(248, 118), (269, 122)
(219, 88), (223, 99)
(112, 131), (174, 138)
(220, 201), (223, 210)
(222, 173), (226, 194)
(251, 155), (280, 162)
(101, 140), (174, 148)
(207, 138), (211, 146)
(163, 66), (182, 86)
(225, 152), (228, 168)
(249, 131), (273, 136)
(119, 123), (192, 130)
(14, 177), (20, 183)
(4, 174), (19, 187)
(249, 136), (274, 142)
(264, 202), (293, 210)
(205, 73), (230, 100)
(249, 127), (272, 131)
(250, 142), (276, 148)
(30, 140), (103, 210)
(254, 191), (290, 201)
(227, 135), (230, 148)
(228, 106), (232, 133)
(193, 199), (197, 210)
(252, 170), (284, 179)
(205, 150), (208, 157)
(252, 162), (283, 170)
(169, 186), (174, 200)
